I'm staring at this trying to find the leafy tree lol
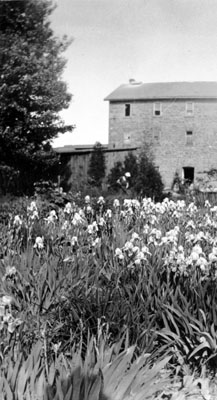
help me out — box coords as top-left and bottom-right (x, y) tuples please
(88, 142), (106, 187)
(0, 0), (73, 194)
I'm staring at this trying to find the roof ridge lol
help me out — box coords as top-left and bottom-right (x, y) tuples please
(105, 81), (217, 101)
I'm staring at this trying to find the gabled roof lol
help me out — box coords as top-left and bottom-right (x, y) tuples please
(105, 81), (217, 101)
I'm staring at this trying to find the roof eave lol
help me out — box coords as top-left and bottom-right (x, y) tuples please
(105, 96), (217, 102)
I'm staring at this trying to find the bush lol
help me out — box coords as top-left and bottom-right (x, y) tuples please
(107, 161), (125, 192)
(134, 150), (164, 201)
(107, 149), (164, 200)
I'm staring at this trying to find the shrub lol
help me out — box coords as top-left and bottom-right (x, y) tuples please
(88, 142), (106, 187)
(134, 149), (164, 201)
(107, 161), (125, 192)
(107, 149), (164, 200)
(107, 152), (139, 194)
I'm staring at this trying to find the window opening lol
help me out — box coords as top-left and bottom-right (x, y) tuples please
(186, 130), (193, 145)
(154, 102), (162, 116)
(125, 103), (131, 117)
(186, 102), (194, 116)
(183, 167), (194, 184)
(153, 128), (161, 143)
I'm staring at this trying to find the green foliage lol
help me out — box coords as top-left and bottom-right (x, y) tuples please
(88, 142), (106, 187)
(0, 0), (73, 194)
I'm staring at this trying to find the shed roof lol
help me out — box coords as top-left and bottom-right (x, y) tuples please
(105, 81), (217, 101)
(54, 145), (138, 155)
(54, 144), (108, 154)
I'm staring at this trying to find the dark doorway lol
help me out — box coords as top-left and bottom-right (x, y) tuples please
(183, 167), (194, 184)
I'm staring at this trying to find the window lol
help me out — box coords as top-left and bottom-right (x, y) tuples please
(153, 102), (162, 116)
(125, 103), (131, 117)
(153, 128), (161, 143)
(186, 102), (194, 116)
(124, 132), (131, 144)
(186, 130), (193, 146)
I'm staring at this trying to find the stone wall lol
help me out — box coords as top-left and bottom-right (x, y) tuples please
(108, 99), (217, 188)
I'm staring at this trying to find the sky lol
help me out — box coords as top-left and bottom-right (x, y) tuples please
(51, 0), (217, 147)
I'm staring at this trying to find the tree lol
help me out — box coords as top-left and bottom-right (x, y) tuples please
(107, 148), (164, 200)
(123, 152), (138, 186)
(134, 150), (164, 201)
(107, 152), (138, 192)
(88, 142), (106, 187)
(107, 160), (124, 192)
(0, 0), (73, 194)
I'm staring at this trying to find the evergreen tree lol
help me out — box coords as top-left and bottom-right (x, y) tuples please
(134, 150), (164, 201)
(107, 160), (124, 191)
(107, 149), (164, 200)
(107, 152), (138, 193)
(88, 142), (106, 187)
(123, 152), (138, 186)
(0, 0), (73, 194)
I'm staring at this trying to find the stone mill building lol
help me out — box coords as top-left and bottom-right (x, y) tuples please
(105, 81), (217, 188)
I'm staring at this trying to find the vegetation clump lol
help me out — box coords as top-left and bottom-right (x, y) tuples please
(107, 149), (164, 201)
(0, 192), (217, 398)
